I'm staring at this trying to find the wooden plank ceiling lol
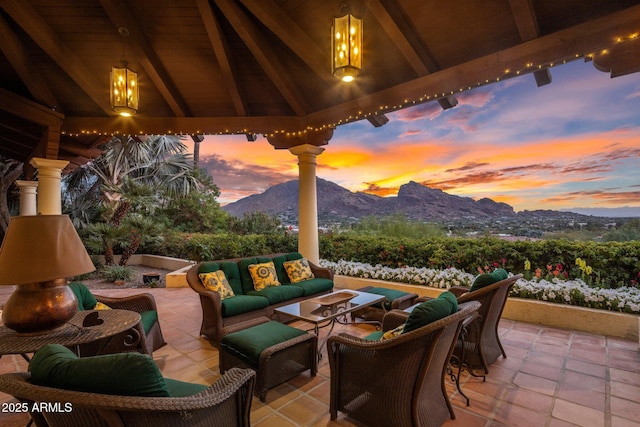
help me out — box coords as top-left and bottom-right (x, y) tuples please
(1, 0), (639, 170)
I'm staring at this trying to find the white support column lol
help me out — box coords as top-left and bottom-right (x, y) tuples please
(15, 180), (38, 216)
(29, 158), (69, 215)
(289, 144), (325, 264)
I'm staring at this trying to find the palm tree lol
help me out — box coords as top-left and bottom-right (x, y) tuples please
(0, 157), (23, 239)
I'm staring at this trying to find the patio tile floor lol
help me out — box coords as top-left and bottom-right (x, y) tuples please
(1, 286), (638, 426)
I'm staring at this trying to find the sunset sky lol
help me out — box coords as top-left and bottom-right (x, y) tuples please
(187, 60), (640, 214)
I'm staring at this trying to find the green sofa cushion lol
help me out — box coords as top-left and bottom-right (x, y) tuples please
(69, 282), (97, 310)
(403, 291), (457, 334)
(285, 252), (304, 261)
(289, 278), (334, 296)
(29, 344), (170, 397)
(470, 268), (509, 292)
(246, 284), (305, 304)
(164, 378), (208, 397)
(221, 321), (307, 368)
(221, 295), (270, 318)
(270, 254), (290, 285)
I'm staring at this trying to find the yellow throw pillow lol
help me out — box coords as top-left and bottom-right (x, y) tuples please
(381, 324), (404, 340)
(248, 262), (280, 291)
(199, 270), (235, 299)
(94, 301), (111, 310)
(283, 258), (315, 283)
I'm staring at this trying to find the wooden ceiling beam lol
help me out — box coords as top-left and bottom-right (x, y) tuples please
(196, 0), (247, 116)
(214, 0), (308, 116)
(1, 0), (112, 114)
(508, 0), (540, 41)
(239, 0), (329, 80)
(98, 0), (190, 117)
(369, 0), (430, 75)
(0, 13), (59, 111)
(61, 115), (304, 136)
(0, 89), (63, 128)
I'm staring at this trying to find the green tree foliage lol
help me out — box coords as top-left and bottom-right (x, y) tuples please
(345, 214), (446, 239)
(227, 211), (282, 235)
(603, 219), (640, 242)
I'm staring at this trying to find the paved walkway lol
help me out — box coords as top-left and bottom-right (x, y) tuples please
(1, 286), (639, 426)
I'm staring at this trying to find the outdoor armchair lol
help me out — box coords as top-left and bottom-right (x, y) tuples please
(69, 282), (167, 355)
(445, 273), (522, 373)
(327, 301), (481, 427)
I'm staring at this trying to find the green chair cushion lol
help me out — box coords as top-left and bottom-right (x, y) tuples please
(221, 321), (307, 368)
(68, 282), (97, 311)
(365, 287), (412, 310)
(164, 378), (208, 397)
(403, 291), (457, 334)
(364, 331), (385, 341)
(470, 268), (509, 292)
(289, 278), (334, 296)
(246, 284), (305, 304)
(140, 310), (158, 334)
(29, 344), (170, 397)
(220, 295), (270, 318)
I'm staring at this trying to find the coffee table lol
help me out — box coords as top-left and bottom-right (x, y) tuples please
(274, 290), (386, 359)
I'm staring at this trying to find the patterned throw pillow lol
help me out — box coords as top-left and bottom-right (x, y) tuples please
(283, 258), (315, 283)
(381, 324), (404, 340)
(248, 262), (281, 291)
(94, 301), (111, 310)
(199, 270), (235, 299)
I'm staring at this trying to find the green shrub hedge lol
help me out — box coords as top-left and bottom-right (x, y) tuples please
(139, 232), (640, 289)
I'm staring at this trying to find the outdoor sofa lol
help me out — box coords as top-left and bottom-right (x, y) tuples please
(186, 252), (334, 345)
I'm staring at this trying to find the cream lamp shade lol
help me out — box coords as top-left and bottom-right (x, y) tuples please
(0, 215), (95, 334)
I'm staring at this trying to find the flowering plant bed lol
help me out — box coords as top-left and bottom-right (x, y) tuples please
(321, 259), (640, 314)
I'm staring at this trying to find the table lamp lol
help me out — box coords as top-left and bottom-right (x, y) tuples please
(0, 215), (95, 335)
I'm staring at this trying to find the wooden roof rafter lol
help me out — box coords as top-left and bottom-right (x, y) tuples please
(214, 0), (309, 117)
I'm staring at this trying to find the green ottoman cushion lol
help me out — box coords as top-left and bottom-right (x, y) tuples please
(221, 295), (270, 318)
(221, 321), (307, 368)
(365, 287), (412, 310)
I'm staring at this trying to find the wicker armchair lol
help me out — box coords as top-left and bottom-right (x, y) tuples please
(327, 301), (481, 427)
(69, 281), (166, 356)
(0, 367), (255, 427)
(93, 292), (167, 355)
(447, 274), (522, 373)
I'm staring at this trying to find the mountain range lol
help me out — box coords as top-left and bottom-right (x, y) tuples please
(222, 178), (628, 224)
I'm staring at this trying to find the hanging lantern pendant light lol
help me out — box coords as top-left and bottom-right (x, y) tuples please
(110, 27), (139, 116)
(332, 3), (362, 82)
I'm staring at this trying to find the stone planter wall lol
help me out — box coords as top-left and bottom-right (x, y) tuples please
(335, 275), (639, 342)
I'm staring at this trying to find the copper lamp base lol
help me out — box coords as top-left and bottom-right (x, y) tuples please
(1, 278), (78, 335)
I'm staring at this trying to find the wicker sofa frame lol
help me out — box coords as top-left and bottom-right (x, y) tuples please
(186, 253), (333, 346)
(0, 367), (255, 427)
(327, 301), (481, 427)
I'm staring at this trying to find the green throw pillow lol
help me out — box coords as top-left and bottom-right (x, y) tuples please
(29, 344), (170, 397)
(470, 268), (509, 292)
(403, 291), (457, 333)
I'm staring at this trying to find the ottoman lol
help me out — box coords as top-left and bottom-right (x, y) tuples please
(220, 317), (317, 402)
(352, 286), (419, 322)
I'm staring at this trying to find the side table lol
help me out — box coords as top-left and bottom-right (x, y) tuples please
(0, 309), (142, 361)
